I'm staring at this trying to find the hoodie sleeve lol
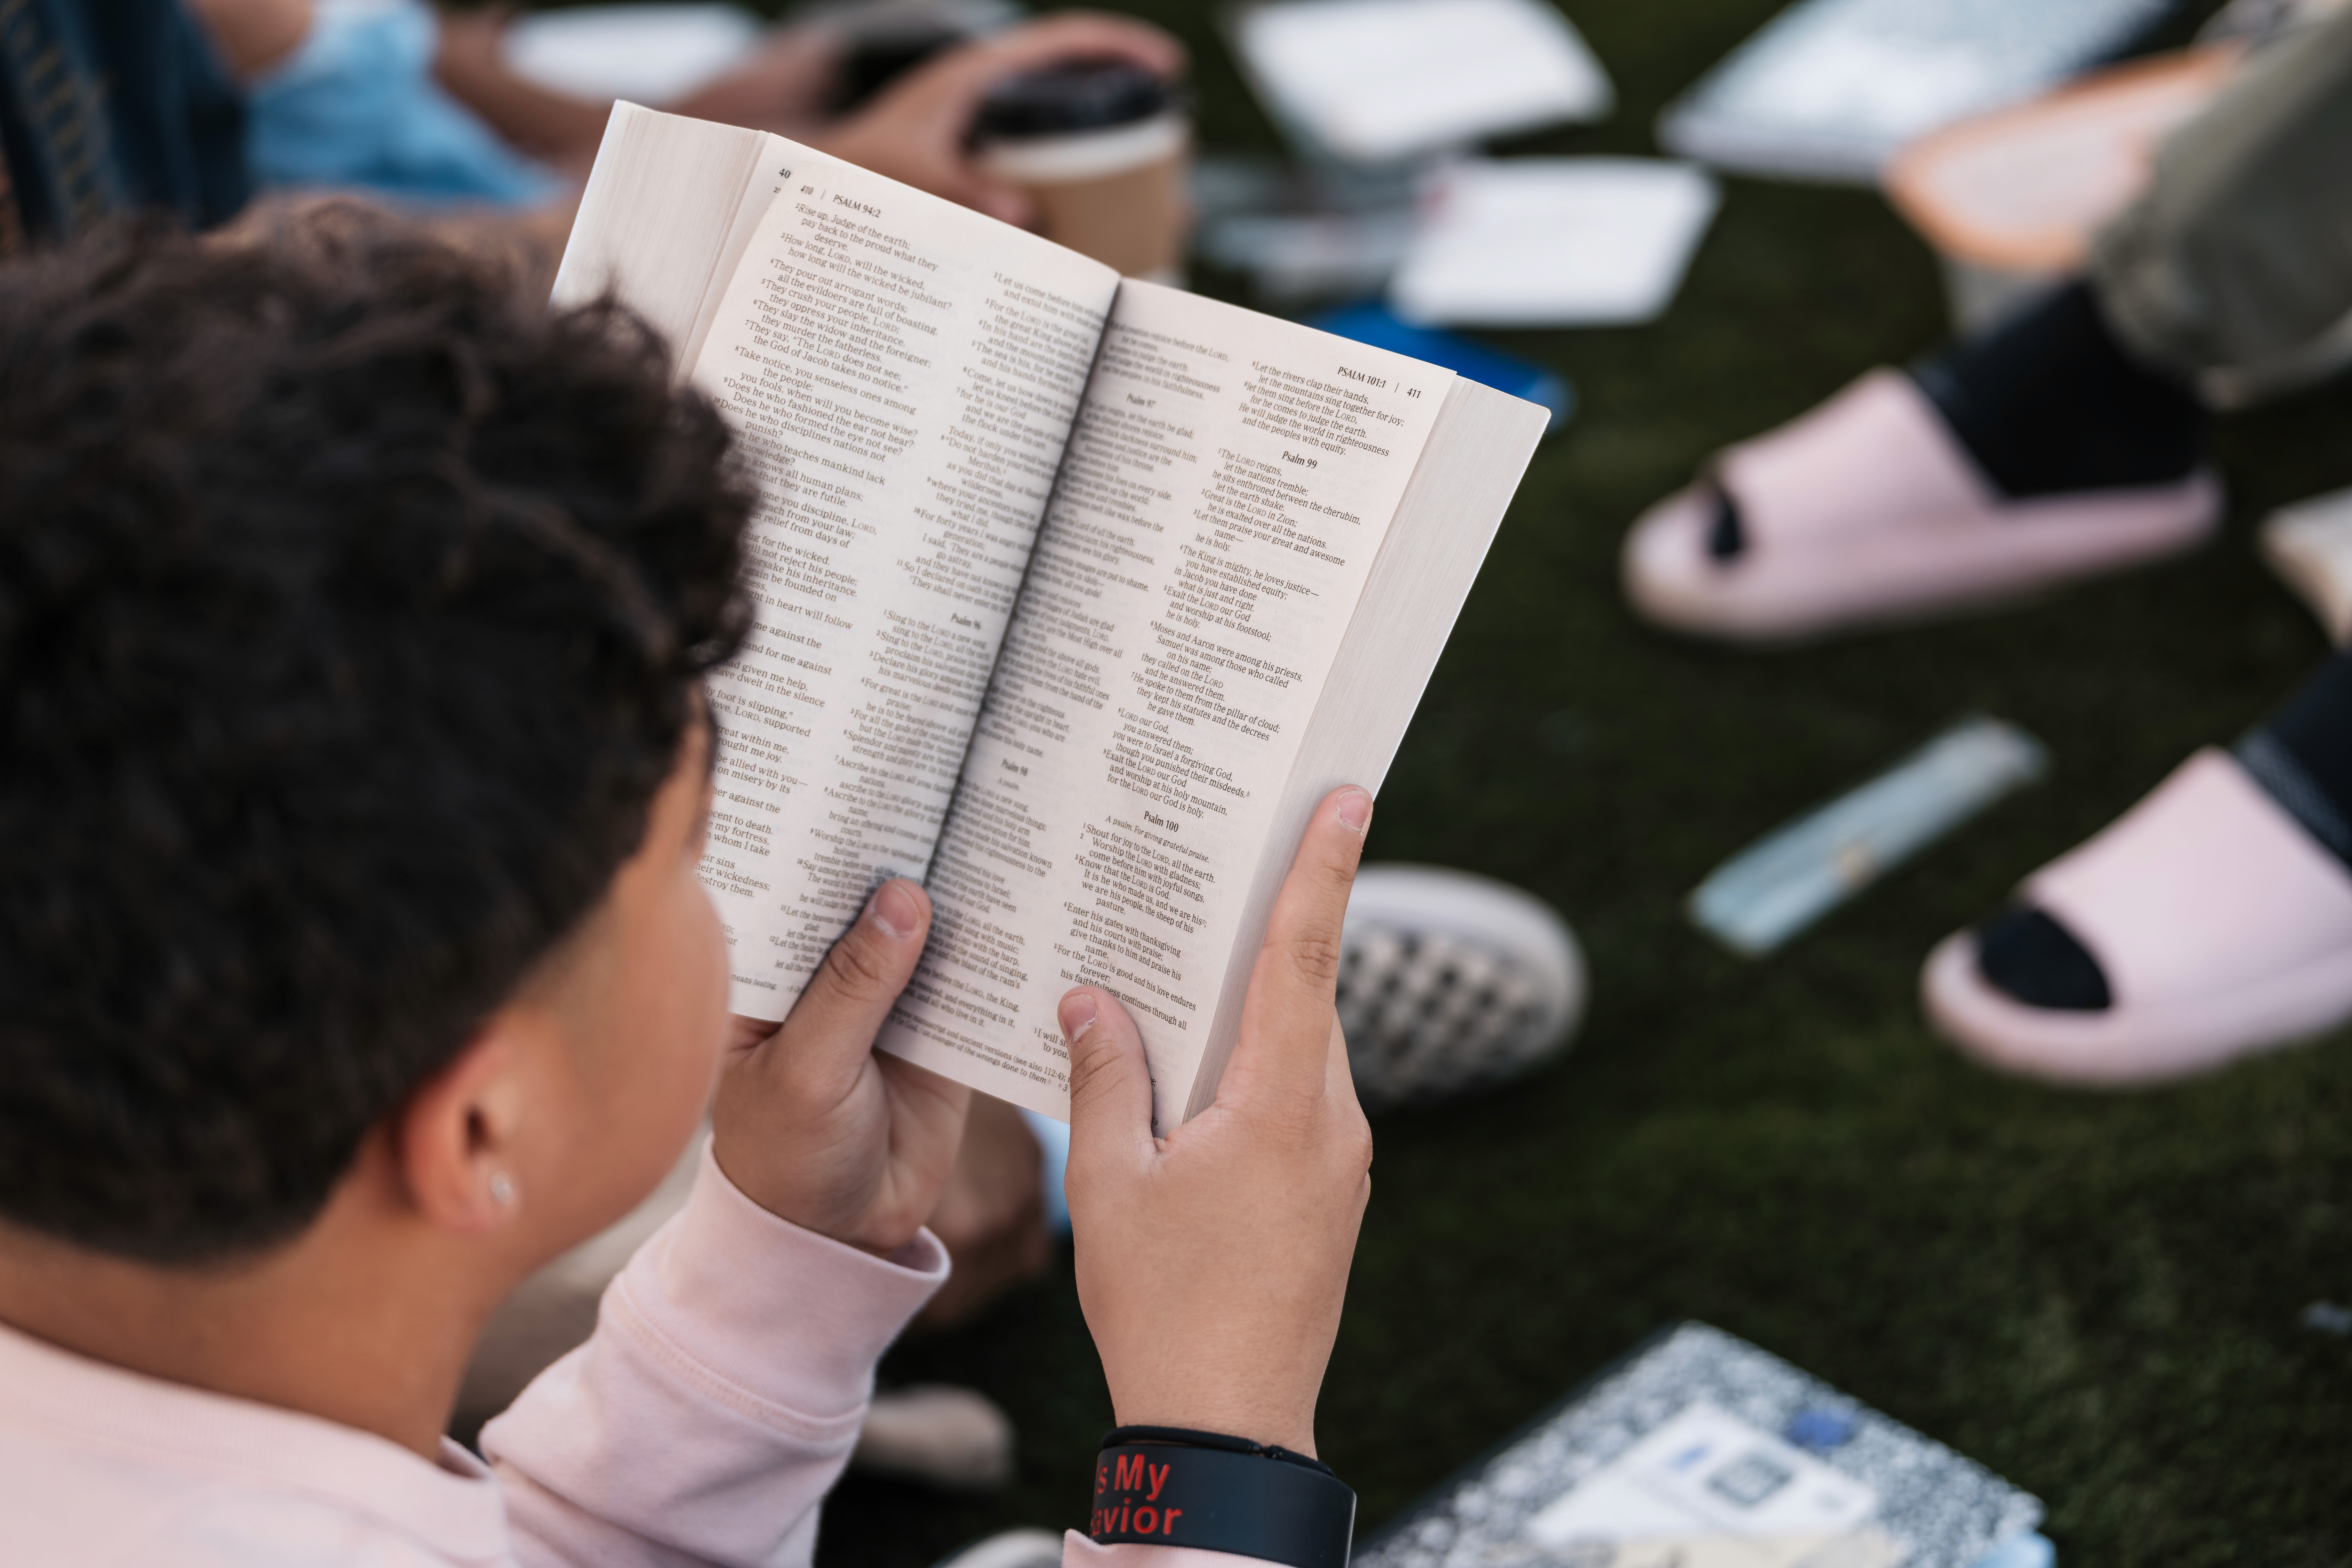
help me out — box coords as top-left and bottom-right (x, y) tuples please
(485, 1144), (947, 1568)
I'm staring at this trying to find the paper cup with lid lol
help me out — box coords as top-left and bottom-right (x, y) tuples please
(973, 58), (1191, 282)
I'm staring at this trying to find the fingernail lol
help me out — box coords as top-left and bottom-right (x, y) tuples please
(1335, 787), (1372, 834)
(1059, 990), (1098, 1043)
(868, 880), (920, 940)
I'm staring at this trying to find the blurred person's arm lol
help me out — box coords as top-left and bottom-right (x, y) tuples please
(442, 8), (1182, 222)
(181, 0), (310, 77)
(432, 7), (844, 177)
(196, 4), (1179, 300)
(434, 16), (1179, 329)
(429, 6), (612, 174)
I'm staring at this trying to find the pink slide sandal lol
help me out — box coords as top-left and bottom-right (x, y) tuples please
(1623, 370), (2222, 642)
(1924, 748), (2352, 1086)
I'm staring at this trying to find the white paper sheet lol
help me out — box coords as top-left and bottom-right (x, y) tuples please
(505, 4), (763, 103)
(1233, 0), (1614, 164)
(1656, 0), (2178, 183)
(1388, 159), (1720, 326)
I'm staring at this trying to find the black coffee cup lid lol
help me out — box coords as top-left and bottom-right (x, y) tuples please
(974, 58), (1172, 139)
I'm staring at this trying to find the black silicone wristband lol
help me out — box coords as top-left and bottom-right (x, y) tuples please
(1091, 1430), (1356, 1568)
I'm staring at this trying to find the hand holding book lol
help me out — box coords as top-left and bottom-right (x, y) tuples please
(711, 876), (968, 1257)
(1066, 784), (1378, 1457)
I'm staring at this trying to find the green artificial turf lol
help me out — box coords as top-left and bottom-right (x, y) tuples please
(667, 0), (2352, 1558)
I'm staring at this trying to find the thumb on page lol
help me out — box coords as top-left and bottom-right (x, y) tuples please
(1062, 986), (1156, 1176)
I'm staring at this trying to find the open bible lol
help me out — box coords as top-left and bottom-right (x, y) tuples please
(555, 105), (1547, 1127)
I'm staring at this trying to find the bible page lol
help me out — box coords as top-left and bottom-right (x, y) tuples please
(686, 141), (1119, 1019)
(879, 281), (1457, 1124)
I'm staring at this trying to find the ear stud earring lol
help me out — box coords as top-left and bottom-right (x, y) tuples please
(489, 1172), (516, 1208)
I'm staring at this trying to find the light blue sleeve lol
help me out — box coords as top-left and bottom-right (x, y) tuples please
(1019, 1107), (1073, 1235)
(247, 0), (562, 207)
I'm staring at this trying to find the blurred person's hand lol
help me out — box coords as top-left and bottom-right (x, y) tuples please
(816, 13), (1183, 227)
(912, 1094), (1051, 1329)
(432, 5), (512, 88)
(667, 27), (845, 138)
(1063, 787), (1376, 1455)
(711, 880), (971, 1254)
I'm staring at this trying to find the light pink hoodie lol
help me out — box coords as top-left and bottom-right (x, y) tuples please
(0, 1147), (1254, 1568)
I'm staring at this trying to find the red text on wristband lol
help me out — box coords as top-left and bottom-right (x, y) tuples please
(1091, 1441), (1356, 1568)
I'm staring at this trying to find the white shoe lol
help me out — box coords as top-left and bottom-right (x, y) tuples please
(1924, 749), (2352, 1085)
(1623, 370), (2221, 642)
(852, 1384), (1017, 1492)
(928, 1529), (1067, 1568)
(1336, 865), (1585, 1109)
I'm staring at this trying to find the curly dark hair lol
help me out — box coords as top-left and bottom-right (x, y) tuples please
(0, 213), (752, 1264)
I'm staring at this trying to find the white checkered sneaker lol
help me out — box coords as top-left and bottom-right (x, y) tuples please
(1336, 865), (1585, 1110)
(927, 1529), (1068, 1568)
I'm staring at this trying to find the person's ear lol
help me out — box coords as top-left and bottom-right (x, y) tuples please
(392, 1022), (540, 1234)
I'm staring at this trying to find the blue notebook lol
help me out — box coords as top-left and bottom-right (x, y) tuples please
(1307, 302), (1573, 437)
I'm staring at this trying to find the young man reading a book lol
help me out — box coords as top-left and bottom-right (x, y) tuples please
(0, 215), (1374, 1567)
